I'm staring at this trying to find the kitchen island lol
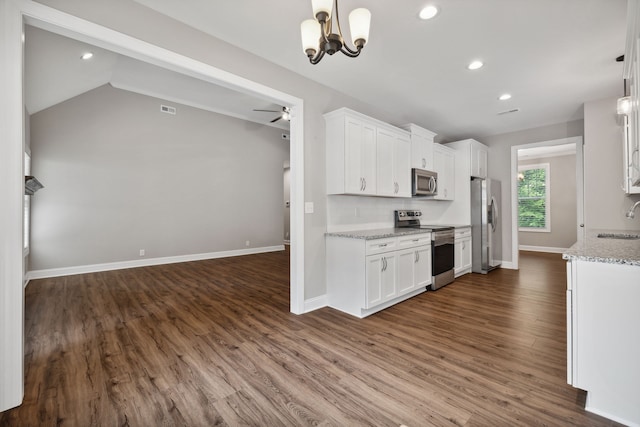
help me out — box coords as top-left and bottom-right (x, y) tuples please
(563, 231), (640, 426)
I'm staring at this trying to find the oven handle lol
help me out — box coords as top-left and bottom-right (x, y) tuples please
(433, 238), (454, 247)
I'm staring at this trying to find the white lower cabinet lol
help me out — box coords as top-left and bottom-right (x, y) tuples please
(454, 227), (472, 277)
(365, 252), (397, 308)
(566, 259), (640, 426)
(327, 233), (431, 318)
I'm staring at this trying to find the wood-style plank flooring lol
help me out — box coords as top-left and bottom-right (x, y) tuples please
(0, 249), (622, 426)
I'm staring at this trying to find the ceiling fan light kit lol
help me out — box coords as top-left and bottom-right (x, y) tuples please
(300, 0), (371, 65)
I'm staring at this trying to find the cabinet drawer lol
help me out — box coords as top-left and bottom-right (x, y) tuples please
(455, 227), (471, 239)
(366, 237), (397, 255)
(397, 233), (431, 249)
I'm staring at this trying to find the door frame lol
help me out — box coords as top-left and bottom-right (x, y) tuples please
(0, 0), (306, 411)
(509, 136), (584, 269)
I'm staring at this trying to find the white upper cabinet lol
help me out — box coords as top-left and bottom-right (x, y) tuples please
(432, 144), (455, 200)
(471, 142), (488, 179)
(400, 123), (437, 171)
(325, 108), (410, 198)
(445, 139), (489, 179)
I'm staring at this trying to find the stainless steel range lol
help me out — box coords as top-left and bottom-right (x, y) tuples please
(395, 210), (455, 290)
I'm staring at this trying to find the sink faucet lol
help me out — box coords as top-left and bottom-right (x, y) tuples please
(626, 200), (640, 219)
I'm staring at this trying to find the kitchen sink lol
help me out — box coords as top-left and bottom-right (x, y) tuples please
(597, 233), (640, 240)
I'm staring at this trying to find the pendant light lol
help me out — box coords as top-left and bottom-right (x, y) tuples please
(300, 0), (371, 65)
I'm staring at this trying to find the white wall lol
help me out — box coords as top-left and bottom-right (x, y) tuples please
(518, 154), (577, 249)
(478, 120), (584, 262)
(584, 96), (640, 230)
(29, 85), (289, 270)
(283, 166), (290, 242)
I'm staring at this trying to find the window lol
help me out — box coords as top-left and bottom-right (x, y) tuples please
(24, 152), (31, 254)
(518, 163), (550, 232)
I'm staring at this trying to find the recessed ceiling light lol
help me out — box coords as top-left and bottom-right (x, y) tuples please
(419, 5), (439, 20)
(467, 60), (483, 70)
(498, 93), (512, 101)
(81, 52), (94, 60)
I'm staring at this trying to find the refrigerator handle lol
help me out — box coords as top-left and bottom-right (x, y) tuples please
(490, 197), (498, 231)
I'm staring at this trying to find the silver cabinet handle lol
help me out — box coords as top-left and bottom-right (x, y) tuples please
(414, 251), (418, 263)
(381, 257), (385, 272)
(360, 177), (365, 191)
(422, 158), (426, 168)
(363, 178), (367, 191)
(379, 243), (387, 248)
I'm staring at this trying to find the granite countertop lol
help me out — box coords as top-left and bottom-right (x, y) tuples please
(325, 224), (472, 240)
(325, 228), (431, 240)
(562, 230), (640, 267)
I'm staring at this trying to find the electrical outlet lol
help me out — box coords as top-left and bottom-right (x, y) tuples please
(245, 240), (250, 247)
(139, 249), (145, 256)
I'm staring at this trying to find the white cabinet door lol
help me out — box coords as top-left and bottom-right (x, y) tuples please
(415, 245), (432, 288)
(471, 143), (488, 179)
(394, 134), (411, 197)
(365, 255), (384, 308)
(376, 129), (396, 197)
(345, 117), (377, 195)
(398, 245), (432, 294)
(381, 254), (397, 302)
(397, 248), (417, 294)
(454, 237), (472, 277)
(377, 129), (411, 198)
(411, 132), (434, 170)
(433, 144), (455, 200)
(365, 253), (397, 308)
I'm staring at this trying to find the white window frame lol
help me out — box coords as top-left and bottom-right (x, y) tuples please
(518, 162), (550, 233)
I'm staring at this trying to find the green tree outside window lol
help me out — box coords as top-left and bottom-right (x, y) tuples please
(518, 165), (549, 230)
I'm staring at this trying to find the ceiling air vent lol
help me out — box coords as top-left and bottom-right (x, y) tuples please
(497, 108), (520, 115)
(160, 104), (176, 115)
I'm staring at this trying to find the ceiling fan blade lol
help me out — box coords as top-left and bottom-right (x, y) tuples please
(270, 116), (282, 123)
(254, 109), (279, 113)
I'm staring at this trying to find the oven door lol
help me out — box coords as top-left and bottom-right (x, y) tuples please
(432, 239), (454, 276)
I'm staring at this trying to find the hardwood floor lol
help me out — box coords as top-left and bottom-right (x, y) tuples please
(0, 249), (622, 426)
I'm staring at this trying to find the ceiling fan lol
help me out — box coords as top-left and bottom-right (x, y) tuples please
(253, 106), (291, 123)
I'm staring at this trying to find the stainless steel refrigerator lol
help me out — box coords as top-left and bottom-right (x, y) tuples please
(471, 177), (502, 273)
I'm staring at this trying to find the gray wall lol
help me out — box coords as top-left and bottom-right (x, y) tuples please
(30, 84), (289, 270)
(33, 0), (418, 299)
(518, 154), (577, 249)
(584, 96), (640, 230)
(478, 120), (584, 262)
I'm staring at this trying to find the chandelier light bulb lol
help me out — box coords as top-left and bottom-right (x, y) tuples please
(349, 8), (371, 47)
(300, 19), (321, 54)
(312, 0), (333, 19)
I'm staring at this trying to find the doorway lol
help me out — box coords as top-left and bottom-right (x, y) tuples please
(0, 1), (305, 411)
(510, 137), (584, 269)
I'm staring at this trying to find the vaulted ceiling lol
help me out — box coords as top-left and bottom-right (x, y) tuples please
(133, 0), (628, 139)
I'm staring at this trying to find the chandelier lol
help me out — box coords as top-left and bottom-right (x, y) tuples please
(300, 0), (371, 65)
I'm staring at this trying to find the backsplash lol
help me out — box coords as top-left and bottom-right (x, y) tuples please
(326, 195), (452, 232)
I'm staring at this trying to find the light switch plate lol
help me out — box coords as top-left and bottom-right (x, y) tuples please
(304, 202), (314, 214)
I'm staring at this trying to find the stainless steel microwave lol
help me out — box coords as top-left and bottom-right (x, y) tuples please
(411, 168), (438, 196)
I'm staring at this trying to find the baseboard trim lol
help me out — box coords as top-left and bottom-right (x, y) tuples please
(26, 245), (285, 280)
(519, 245), (568, 254)
(304, 295), (328, 313)
(500, 261), (516, 270)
